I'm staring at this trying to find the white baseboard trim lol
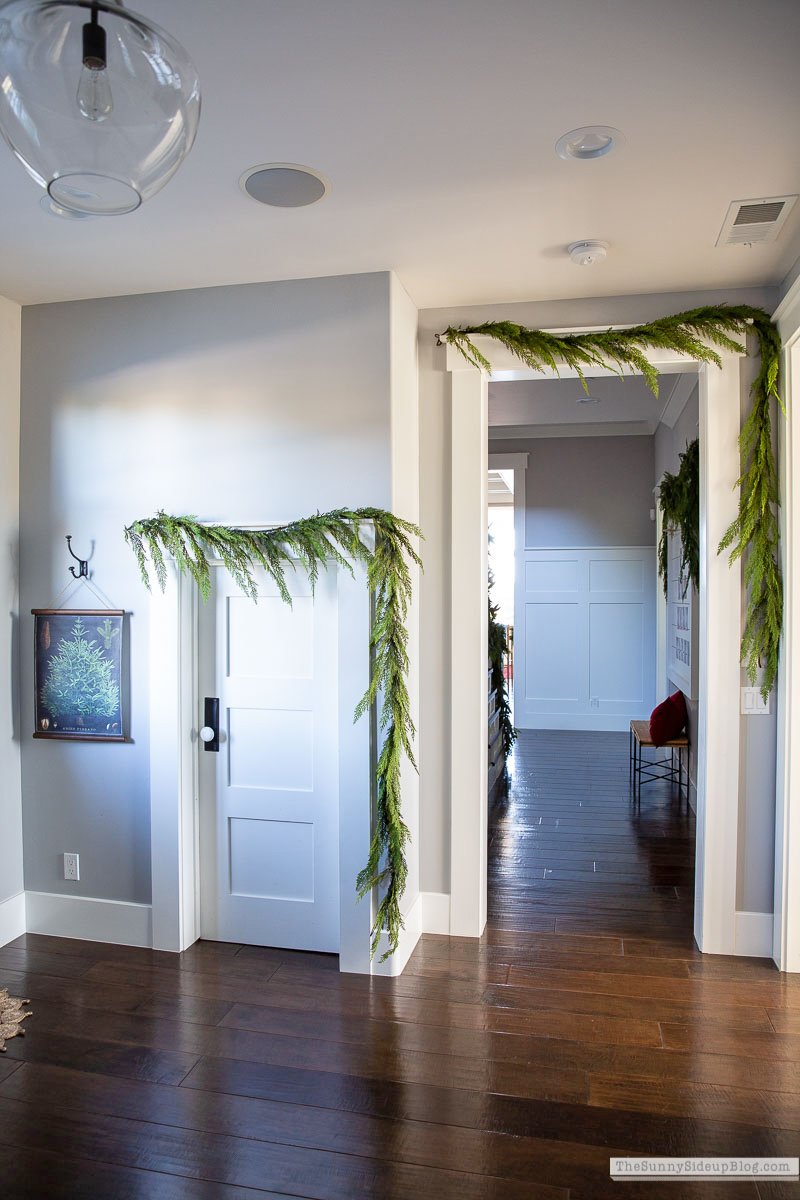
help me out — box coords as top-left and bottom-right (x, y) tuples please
(518, 717), (642, 732)
(0, 891), (26, 948)
(421, 891), (451, 935)
(735, 910), (774, 958)
(372, 892), (422, 977)
(25, 891), (153, 948)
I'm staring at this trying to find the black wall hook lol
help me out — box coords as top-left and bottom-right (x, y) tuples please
(66, 535), (89, 579)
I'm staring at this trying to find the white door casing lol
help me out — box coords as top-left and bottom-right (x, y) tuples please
(149, 545), (389, 973)
(198, 563), (340, 952)
(774, 281), (800, 973)
(442, 337), (742, 956)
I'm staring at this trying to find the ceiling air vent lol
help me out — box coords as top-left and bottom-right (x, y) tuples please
(716, 195), (797, 246)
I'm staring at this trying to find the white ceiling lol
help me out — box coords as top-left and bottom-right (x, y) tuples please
(1, 0), (799, 306)
(488, 373), (695, 438)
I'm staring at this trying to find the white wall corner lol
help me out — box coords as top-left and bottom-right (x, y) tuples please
(421, 891), (451, 935)
(734, 910), (774, 959)
(25, 891), (153, 948)
(0, 891), (26, 948)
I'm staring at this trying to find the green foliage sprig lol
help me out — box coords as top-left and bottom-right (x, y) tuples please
(488, 567), (515, 765)
(125, 507), (422, 961)
(658, 438), (699, 600)
(441, 304), (783, 696)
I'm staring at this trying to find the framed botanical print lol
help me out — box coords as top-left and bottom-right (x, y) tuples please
(32, 609), (125, 742)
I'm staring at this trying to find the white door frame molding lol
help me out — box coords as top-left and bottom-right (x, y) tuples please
(148, 546), (397, 974)
(441, 336), (744, 954)
(773, 280), (800, 972)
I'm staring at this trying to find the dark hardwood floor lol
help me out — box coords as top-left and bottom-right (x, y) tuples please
(2, 730), (798, 1198)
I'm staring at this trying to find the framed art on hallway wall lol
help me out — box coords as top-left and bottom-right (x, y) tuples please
(32, 609), (125, 742)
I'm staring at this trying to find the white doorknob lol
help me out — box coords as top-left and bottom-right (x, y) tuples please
(199, 726), (216, 743)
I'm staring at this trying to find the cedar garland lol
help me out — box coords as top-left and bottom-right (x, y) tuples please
(440, 305), (783, 696)
(658, 438), (700, 600)
(488, 567), (515, 764)
(125, 507), (421, 960)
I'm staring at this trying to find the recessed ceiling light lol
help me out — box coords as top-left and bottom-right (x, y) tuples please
(240, 163), (330, 208)
(555, 126), (624, 161)
(567, 240), (608, 266)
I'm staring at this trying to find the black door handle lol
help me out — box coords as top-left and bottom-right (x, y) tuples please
(200, 697), (219, 752)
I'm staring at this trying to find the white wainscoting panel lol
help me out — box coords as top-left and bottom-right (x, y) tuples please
(515, 547), (657, 731)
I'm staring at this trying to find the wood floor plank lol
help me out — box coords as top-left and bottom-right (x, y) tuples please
(660, 1022), (800, 1062)
(0, 1060), (669, 1196)
(0, 1096), (568, 1200)
(179, 1053), (800, 1160)
(1, 1024), (201, 1085)
(589, 1074), (800, 1131)
(0, 1142), (289, 1199)
(10, 995), (589, 1100)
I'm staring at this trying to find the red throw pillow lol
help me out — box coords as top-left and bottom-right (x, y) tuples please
(649, 691), (688, 746)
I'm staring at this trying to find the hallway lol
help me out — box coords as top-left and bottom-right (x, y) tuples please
(0, 733), (797, 1198)
(488, 730), (695, 939)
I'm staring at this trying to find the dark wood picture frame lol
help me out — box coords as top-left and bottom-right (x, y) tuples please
(32, 609), (126, 742)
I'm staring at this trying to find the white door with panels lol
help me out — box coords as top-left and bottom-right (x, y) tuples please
(198, 563), (340, 952)
(514, 547), (657, 731)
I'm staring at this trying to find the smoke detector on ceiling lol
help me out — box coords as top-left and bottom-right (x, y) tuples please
(567, 240), (608, 266)
(716, 196), (797, 246)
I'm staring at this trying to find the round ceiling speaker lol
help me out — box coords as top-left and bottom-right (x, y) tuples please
(567, 240), (609, 266)
(240, 163), (330, 208)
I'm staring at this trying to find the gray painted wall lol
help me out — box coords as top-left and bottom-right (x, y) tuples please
(19, 272), (393, 904)
(491, 435), (655, 548)
(655, 373), (777, 915)
(418, 284), (778, 896)
(654, 385), (700, 804)
(0, 295), (22, 910)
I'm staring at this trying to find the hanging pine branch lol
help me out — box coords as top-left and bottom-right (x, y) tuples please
(658, 438), (699, 600)
(125, 507), (421, 961)
(488, 588), (515, 763)
(440, 304), (783, 697)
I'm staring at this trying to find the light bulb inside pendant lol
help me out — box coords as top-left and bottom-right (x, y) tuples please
(77, 8), (113, 120)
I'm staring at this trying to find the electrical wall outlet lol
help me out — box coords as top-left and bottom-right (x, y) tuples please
(590, 697), (600, 709)
(741, 687), (771, 716)
(63, 852), (80, 881)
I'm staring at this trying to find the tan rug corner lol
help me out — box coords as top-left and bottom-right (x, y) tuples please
(0, 987), (32, 1051)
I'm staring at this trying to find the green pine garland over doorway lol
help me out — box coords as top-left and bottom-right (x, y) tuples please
(440, 304), (783, 696)
(125, 508), (420, 960)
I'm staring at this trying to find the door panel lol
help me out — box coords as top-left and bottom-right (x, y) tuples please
(199, 563), (340, 951)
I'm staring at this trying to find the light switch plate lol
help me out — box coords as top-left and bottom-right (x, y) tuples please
(741, 687), (770, 716)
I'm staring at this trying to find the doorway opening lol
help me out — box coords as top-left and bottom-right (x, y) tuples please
(446, 331), (744, 955)
(486, 373), (698, 944)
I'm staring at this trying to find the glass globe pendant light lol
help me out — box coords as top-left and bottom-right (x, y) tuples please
(0, 0), (200, 215)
